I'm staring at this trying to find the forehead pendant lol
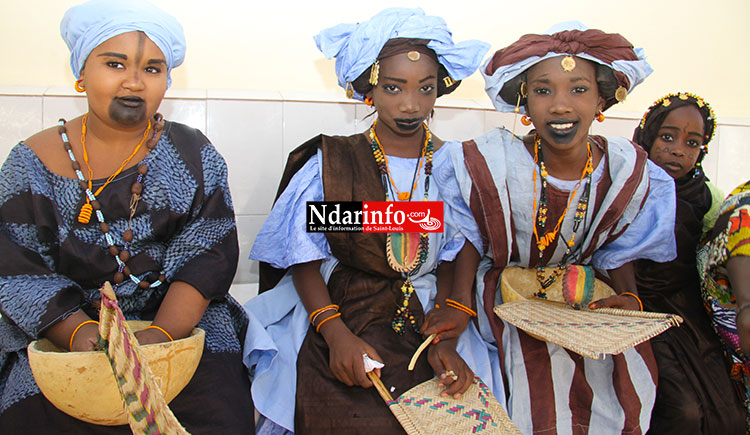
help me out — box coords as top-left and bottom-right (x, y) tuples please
(407, 51), (421, 62)
(561, 55), (576, 72)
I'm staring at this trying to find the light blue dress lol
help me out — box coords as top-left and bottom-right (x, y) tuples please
(243, 139), (502, 433)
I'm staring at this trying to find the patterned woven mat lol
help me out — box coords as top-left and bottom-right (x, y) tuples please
(494, 300), (683, 360)
(378, 376), (520, 434)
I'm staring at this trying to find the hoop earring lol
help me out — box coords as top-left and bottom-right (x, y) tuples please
(74, 79), (85, 93)
(364, 97), (374, 106)
(595, 112), (605, 123)
(521, 115), (532, 126)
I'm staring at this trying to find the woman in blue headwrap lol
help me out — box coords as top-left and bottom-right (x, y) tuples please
(243, 8), (490, 434)
(0, 1), (254, 432)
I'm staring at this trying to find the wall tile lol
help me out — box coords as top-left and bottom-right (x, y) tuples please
(158, 98), (207, 133)
(714, 125), (750, 193)
(42, 95), (87, 128)
(235, 214), (268, 286)
(431, 107), (486, 143)
(281, 101), (357, 157)
(207, 99), (283, 216)
(0, 95), (43, 161)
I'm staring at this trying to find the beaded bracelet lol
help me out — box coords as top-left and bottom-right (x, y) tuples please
(445, 298), (477, 317)
(69, 320), (99, 351)
(145, 325), (174, 342)
(620, 292), (643, 311)
(315, 312), (342, 333)
(309, 304), (339, 324)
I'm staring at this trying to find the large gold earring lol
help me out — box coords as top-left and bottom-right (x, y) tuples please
(74, 79), (85, 93)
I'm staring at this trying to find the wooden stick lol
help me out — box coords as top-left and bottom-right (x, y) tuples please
(367, 371), (393, 402)
(408, 333), (436, 371)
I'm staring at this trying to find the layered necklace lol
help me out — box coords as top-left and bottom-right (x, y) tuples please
(58, 113), (166, 289)
(531, 134), (593, 296)
(369, 120), (433, 334)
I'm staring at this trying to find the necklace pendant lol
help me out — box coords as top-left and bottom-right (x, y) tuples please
(78, 203), (93, 224)
(398, 191), (410, 200)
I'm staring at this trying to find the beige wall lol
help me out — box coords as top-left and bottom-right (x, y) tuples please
(1, 0), (749, 119)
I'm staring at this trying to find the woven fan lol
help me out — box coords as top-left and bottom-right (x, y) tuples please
(494, 300), (683, 360)
(98, 282), (190, 435)
(367, 372), (520, 434)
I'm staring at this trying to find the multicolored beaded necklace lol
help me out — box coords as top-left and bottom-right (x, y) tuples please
(531, 134), (593, 296)
(369, 120), (433, 335)
(58, 113), (167, 290)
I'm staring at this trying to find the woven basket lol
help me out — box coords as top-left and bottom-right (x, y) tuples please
(494, 300), (682, 359)
(370, 374), (520, 434)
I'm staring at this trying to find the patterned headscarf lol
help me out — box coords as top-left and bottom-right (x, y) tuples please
(314, 7), (489, 101)
(482, 21), (652, 113)
(60, 0), (185, 87)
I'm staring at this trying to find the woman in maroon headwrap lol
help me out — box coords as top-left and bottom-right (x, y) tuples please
(426, 22), (678, 433)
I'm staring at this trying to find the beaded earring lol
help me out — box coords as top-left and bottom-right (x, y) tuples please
(364, 96), (374, 106)
(595, 112), (605, 123)
(74, 79), (85, 93)
(521, 115), (532, 126)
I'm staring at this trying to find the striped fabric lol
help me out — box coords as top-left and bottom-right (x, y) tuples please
(453, 128), (667, 434)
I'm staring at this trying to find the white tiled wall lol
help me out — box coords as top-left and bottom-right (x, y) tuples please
(2, 86), (748, 303)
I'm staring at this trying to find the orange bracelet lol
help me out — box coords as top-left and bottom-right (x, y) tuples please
(69, 320), (99, 351)
(309, 304), (339, 323)
(445, 298), (477, 317)
(145, 325), (174, 341)
(311, 307), (338, 325)
(620, 292), (643, 311)
(315, 312), (342, 333)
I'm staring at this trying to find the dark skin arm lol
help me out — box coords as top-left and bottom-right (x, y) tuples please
(588, 261), (642, 311)
(422, 242), (480, 342)
(727, 256), (750, 355)
(46, 281), (210, 351)
(291, 260), (382, 388)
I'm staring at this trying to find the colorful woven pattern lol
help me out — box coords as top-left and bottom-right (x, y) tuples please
(376, 375), (519, 434)
(494, 300), (682, 360)
(561, 265), (595, 308)
(98, 283), (189, 435)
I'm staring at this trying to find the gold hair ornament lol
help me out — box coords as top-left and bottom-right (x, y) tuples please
(638, 91), (717, 144)
(407, 51), (421, 62)
(615, 86), (628, 102)
(561, 56), (576, 72)
(443, 76), (456, 88)
(369, 60), (380, 86)
(345, 82), (354, 99)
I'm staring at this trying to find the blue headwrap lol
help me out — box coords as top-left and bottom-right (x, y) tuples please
(60, 0), (185, 88)
(314, 7), (490, 101)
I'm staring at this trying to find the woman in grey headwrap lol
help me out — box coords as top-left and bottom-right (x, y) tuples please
(0, 1), (254, 432)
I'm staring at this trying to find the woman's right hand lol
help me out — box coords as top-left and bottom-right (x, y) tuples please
(322, 319), (383, 388)
(70, 322), (99, 352)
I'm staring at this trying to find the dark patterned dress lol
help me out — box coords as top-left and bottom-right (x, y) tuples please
(0, 121), (254, 433)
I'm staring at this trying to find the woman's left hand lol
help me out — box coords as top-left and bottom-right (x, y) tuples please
(588, 294), (641, 311)
(427, 338), (474, 399)
(421, 306), (470, 343)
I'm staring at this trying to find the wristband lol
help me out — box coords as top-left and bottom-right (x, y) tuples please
(69, 320), (99, 351)
(620, 292), (643, 311)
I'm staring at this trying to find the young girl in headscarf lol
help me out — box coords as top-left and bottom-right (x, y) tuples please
(243, 8), (490, 434)
(699, 180), (750, 429)
(633, 92), (744, 433)
(0, 1), (253, 432)
(430, 22), (677, 433)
